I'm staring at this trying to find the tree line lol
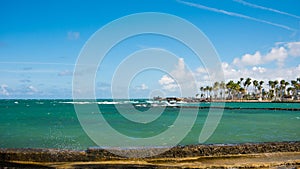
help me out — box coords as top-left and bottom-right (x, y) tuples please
(197, 77), (300, 101)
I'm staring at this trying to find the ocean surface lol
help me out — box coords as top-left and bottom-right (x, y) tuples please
(0, 99), (299, 150)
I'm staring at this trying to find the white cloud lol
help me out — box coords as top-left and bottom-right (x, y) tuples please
(0, 84), (9, 96)
(67, 31), (80, 40)
(140, 84), (148, 90)
(158, 58), (197, 95)
(159, 75), (175, 85)
(177, 58), (185, 70)
(97, 82), (111, 91)
(196, 67), (207, 74)
(20, 79), (31, 83)
(135, 83), (149, 90)
(0, 85), (41, 98)
(221, 61), (300, 84)
(159, 75), (178, 92)
(58, 70), (73, 76)
(286, 42), (300, 57)
(252, 66), (266, 73)
(233, 51), (263, 66)
(161, 83), (178, 92)
(171, 58), (195, 86)
(220, 62), (243, 81)
(167, 57), (299, 94)
(28, 85), (38, 93)
(264, 47), (287, 67)
(233, 42), (299, 68)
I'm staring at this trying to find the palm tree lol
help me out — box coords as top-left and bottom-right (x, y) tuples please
(274, 80), (279, 100)
(291, 80), (297, 86)
(244, 78), (251, 99)
(253, 80), (259, 98)
(291, 80), (300, 99)
(294, 78), (300, 100)
(239, 87), (246, 100)
(200, 87), (204, 98)
(197, 77), (299, 102)
(279, 80), (289, 99)
(219, 81), (226, 100)
(274, 80), (279, 86)
(203, 86), (208, 99)
(226, 80), (241, 100)
(287, 87), (293, 96)
(238, 78), (244, 99)
(285, 81), (290, 88)
(240, 78), (244, 84)
(258, 80), (264, 99)
(226, 80), (235, 100)
(213, 81), (220, 99)
(268, 80), (275, 100)
(208, 86), (213, 100)
(259, 80), (264, 86)
(232, 82), (241, 99)
(204, 86), (211, 99)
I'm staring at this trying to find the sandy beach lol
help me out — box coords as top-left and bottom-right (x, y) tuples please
(1, 141), (299, 168)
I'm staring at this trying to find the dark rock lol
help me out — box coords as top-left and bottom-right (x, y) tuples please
(0, 141), (299, 162)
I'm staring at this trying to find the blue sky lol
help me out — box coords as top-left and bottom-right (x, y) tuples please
(1, 0), (300, 99)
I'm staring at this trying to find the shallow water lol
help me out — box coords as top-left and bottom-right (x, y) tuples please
(0, 99), (299, 150)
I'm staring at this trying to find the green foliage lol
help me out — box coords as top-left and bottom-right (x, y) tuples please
(197, 77), (300, 101)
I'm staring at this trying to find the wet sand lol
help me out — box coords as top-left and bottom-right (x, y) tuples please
(1, 141), (299, 168)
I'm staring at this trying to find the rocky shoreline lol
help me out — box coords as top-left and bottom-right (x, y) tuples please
(1, 141), (300, 168)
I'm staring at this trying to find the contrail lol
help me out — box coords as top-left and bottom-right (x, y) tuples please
(234, 0), (300, 19)
(0, 61), (75, 66)
(0, 69), (58, 73)
(177, 0), (296, 31)
(0, 61), (93, 66)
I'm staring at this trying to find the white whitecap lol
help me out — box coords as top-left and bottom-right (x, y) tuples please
(97, 101), (119, 105)
(59, 101), (94, 105)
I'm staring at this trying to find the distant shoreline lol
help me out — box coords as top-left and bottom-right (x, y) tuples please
(210, 99), (300, 103)
(154, 96), (300, 103)
(0, 98), (300, 103)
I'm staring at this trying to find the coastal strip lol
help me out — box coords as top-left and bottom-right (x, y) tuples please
(1, 141), (299, 168)
(176, 106), (300, 111)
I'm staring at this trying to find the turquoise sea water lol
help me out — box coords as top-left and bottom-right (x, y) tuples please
(0, 99), (299, 150)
